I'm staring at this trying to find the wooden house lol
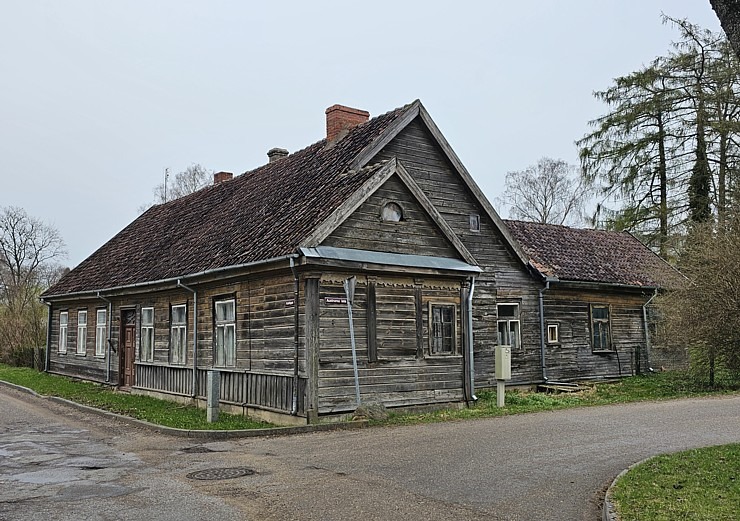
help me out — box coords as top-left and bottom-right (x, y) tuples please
(41, 101), (681, 424)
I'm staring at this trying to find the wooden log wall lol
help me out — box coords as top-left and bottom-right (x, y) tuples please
(47, 299), (116, 384)
(376, 119), (543, 387)
(47, 271), (306, 414)
(541, 288), (649, 380)
(322, 174), (459, 258)
(316, 273), (465, 414)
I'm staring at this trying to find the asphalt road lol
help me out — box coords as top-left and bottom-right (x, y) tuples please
(1, 386), (739, 521)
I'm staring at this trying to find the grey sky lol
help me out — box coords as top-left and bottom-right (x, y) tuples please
(1, 1), (722, 267)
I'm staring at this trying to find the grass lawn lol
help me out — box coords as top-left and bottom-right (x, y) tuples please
(1, 364), (737, 430)
(0, 364), (272, 430)
(612, 443), (740, 521)
(376, 371), (738, 426)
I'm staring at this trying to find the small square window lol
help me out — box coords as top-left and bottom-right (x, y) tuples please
(547, 324), (559, 344)
(469, 213), (481, 232)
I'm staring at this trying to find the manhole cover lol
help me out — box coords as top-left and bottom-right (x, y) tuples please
(186, 467), (255, 481)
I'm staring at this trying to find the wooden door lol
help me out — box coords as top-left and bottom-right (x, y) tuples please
(121, 310), (136, 387)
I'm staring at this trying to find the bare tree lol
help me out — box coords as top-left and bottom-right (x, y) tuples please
(658, 217), (740, 387)
(710, 0), (740, 58)
(140, 164), (212, 211)
(496, 157), (592, 226)
(0, 206), (67, 363)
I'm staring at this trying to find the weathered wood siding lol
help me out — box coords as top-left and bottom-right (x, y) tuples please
(47, 271), (306, 414)
(316, 273), (464, 414)
(541, 288), (649, 380)
(375, 118), (542, 386)
(323, 174), (459, 258)
(47, 300), (116, 384)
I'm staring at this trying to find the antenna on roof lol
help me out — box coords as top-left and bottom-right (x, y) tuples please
(164, 167), (170, 202)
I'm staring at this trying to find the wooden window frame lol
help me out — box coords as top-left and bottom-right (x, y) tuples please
(140, 307), (155, 363)
(428, 302), (458, 356)
(95, 308), (107, 357)
(170, 303), (188, 365)
(469, 213), (481, 232)
(497, 303), (521, 350)
(213, 298), (236, 368)
(76, 309), (87, 355)
(590, 304), (613, 352)
(58, 311), (68, 354)
(547, 323), (559, 344)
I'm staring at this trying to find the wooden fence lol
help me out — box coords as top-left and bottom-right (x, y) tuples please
(135, 364), (305, 415)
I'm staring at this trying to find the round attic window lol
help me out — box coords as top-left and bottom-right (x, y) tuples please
(381, 202), (403, 222)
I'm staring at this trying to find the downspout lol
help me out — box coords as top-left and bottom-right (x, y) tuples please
(97, 292), (113, 383)
(642, 288), (659, 372)
(289, 258), (300, 415)
(177, 280), (198, 398)
(42, 300), (52, 372)
(467, 277), (477, 401)
(538, 278), (553, 382)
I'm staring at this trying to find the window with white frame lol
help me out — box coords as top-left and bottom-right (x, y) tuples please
(214, 299), (236, 367)
(58, 311), (68, 354)
(430, 304), (456, 355)
(547, 323), (559, 344)
(95, 309), (107, 357)
(590, 304), (612, 351)
(140, 307), (154, 362)
(170, 304), (187, 365)
(497, 303), (520, 349)
(76, 310), (87, 355)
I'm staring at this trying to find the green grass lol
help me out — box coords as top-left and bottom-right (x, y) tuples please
(376, 371), (739, 426)
(0, 365), (273, 430)
(612, 444), (740, 521)
(2, 365), (737, 431)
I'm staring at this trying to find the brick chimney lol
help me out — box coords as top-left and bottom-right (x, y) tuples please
(325, 104), (370, 142)
(267, 147), (289, 163)
(213, 171), (233, 184)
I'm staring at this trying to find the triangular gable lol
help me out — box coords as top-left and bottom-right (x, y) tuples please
(350, 100), (530, 268)
(301, 157), (477, 266)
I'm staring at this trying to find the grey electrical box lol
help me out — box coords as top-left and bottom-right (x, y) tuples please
(495, 346), (512, 380)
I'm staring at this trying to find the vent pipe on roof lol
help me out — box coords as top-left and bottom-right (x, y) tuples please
(325, 104), (369, 142)
(213, 171), (233, 184)
(267, 148), (289, 163)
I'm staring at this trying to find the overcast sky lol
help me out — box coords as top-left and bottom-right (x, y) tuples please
(1, 1), (723, 267)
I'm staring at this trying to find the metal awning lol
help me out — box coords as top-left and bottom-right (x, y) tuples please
(299, 246), (481, 274)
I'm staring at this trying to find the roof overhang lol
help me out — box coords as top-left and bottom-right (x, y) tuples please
(299, 246), (481, 276)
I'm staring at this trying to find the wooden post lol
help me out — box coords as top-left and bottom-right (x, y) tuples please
(207, 370), (220, 423)
(305, 276), (320, 423)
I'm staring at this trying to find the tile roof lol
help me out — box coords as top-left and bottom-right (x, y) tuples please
(45, 103), (414, 296)
(503, 220), (683, 288)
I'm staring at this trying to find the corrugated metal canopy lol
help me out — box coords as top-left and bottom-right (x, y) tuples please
(299, 246), (481, 274)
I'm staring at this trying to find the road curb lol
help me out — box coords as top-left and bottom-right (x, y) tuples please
(0, 379), (368, 438)
(603, 457), (655, 521)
